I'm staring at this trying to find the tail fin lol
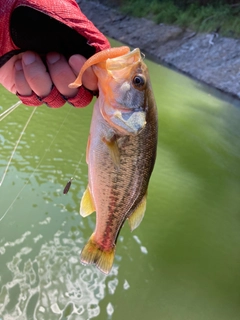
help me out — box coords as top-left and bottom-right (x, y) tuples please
(80, 234), (115, 275)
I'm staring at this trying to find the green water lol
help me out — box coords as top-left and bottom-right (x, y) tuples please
(1, 43), (240, 320)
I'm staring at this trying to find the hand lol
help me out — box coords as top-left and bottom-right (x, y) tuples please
(0, 51), (98, 101)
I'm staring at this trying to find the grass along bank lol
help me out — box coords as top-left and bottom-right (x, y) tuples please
(102, 0), (240, 37)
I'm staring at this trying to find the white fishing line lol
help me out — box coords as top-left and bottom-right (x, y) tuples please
(72, 154), (84, 176)
(0, 107), (37, 187)
(0, 100), (22, 122)
(0, 106), (73, 223)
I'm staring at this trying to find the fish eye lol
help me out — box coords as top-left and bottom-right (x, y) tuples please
(132, 75), (146, 89)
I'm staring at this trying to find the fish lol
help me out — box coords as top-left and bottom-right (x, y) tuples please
(69, 46), (158, 274)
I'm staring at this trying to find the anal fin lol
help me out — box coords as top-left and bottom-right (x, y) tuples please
(128, 194), (147, 231)
(80, 185), (95, 217)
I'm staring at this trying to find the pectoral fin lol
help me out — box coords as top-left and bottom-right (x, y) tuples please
(102, 136), (120, 168)
(80, 185), (95, 217)
(128, 194), (147, 231)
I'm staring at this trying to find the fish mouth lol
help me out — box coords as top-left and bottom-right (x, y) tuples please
(101, 47), (147, 135)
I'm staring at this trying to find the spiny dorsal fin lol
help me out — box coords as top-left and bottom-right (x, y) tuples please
(80, 185), (95, 217)
(128, 194), (147, 231)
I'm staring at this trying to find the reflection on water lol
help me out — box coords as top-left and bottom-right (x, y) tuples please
(1, 40), (240, 319)
(0, 228), (116, 319)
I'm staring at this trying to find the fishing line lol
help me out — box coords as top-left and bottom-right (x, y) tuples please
(0, 106), (73, 223)
(0, 107), (37, 187)
(0, 100), (22, 122)
(63, 154), (84, 194)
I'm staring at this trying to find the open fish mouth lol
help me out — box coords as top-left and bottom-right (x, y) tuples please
(101, 48), (148, 135)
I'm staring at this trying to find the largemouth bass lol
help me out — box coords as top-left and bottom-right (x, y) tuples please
(69, 46), (158, 274)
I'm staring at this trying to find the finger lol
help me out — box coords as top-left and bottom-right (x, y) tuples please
(0, 54), (23, 93)
(14, 60), (32, 96)
(69, 55), (98, 92)
(46, 52), (78, 98)
(22, 51), (52, 97)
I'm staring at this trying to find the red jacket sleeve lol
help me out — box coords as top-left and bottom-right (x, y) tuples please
(0, 0), (110, 107)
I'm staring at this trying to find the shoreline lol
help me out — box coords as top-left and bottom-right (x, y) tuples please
(78, 0), (240, 100)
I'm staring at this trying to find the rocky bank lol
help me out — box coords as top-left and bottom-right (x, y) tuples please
(78, 0), (240, 100)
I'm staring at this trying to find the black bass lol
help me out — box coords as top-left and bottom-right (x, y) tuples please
(69, 46), (158, 274)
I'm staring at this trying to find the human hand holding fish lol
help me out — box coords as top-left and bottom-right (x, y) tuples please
(68, 46), (158, 275)
(0, 52), (98, 101)
(0, 0), (110, 108)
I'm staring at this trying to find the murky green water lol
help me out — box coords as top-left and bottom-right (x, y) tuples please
(1, 40), (240, 320)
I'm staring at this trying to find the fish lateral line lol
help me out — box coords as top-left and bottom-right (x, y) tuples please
(68, 46), (130, 88)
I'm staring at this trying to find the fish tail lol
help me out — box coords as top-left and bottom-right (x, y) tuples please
(80, 234), (115, 275)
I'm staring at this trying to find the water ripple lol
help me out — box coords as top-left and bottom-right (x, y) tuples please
(0, 229), (120, 319)
(4, 231), (31, 248)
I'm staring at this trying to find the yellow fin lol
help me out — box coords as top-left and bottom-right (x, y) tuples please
(128, 194), (147, 231)
(80, 185), (95, 217)
(102, 136), (120, 167)
(80, 234), (115, 275)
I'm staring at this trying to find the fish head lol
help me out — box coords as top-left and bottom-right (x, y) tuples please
(95, 48), (152, 135)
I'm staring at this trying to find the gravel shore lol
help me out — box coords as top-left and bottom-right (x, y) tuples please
(78, 0), (240, 100)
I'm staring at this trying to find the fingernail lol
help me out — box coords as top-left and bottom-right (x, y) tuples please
(47, 53), (60, 64)
(23, 52), (35, 65)
(15, 60), (23, 71)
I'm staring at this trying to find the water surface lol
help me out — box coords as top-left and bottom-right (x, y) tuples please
(1, 41), (240, 320)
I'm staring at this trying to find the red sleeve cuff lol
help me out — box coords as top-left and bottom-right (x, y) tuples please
(17, 85), (93, 108)
(67, 86), (93, 108)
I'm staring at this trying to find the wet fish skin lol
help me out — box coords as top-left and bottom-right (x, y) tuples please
(71, 47), (158, 274)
